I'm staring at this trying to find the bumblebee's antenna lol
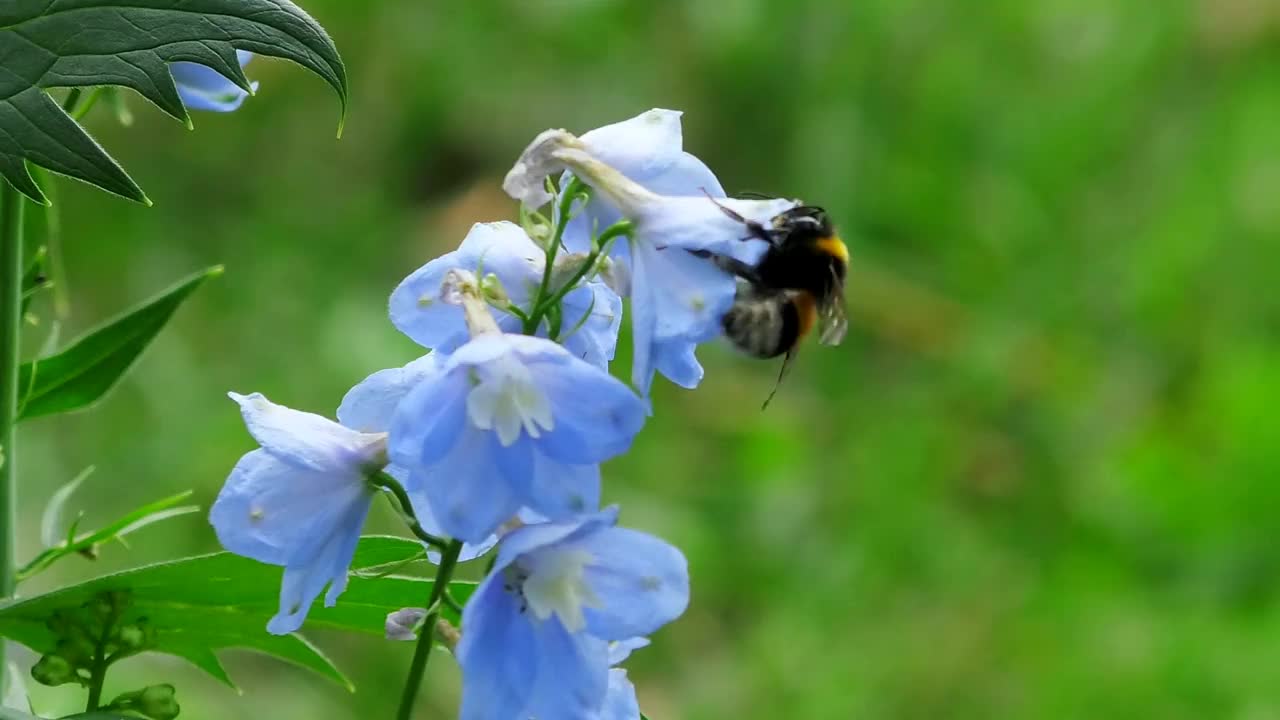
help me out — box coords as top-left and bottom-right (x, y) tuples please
(761, 349), (797, 410)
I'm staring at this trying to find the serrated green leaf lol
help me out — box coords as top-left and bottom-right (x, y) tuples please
(0, 536), (476, 691)
(0, 0), (348, 204)
(16, 266), (220, 421)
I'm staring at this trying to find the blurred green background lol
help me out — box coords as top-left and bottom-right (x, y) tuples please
(11, 0), (1280, 718)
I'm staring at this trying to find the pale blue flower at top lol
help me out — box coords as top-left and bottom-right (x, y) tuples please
(561, 109), (724, 258)
(210, 392), (384, 634)
(504, 120), (796, 396)
(387, 333), (646, 544)
(170, 50), (257, 112)
(338, 354), (498, 562)
(457, 508), (688, 720)
(391, 222), (622, 369)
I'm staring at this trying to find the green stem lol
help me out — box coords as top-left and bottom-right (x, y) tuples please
(523, 177), (585, 335)
(395, 539), (464, 720)
(0, 179), (25, 692)
(84, 652), (107, 711)
(373, 471), (448, 550)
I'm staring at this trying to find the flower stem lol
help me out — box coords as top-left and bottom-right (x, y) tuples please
(373, 471), (448, 550)
(524, 177), (585, 335)
(395, 539), (464, 720)
(0, 179), (26, 692)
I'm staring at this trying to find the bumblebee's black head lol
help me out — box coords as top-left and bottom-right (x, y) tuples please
(757, 205), (847, 302)
(771, 205), (835, 244)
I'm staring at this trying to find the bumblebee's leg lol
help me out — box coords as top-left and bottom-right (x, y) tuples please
(700, 188), (779, 246)
(761, 347), (796, 410)
(686, 249), (763, 284)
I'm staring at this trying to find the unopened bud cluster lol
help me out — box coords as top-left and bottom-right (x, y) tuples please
(31, 590), (155, 688)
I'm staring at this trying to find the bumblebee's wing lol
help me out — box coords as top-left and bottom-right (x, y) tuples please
(818, 298), (848, 346)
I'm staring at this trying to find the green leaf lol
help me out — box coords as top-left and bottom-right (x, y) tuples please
(17, 266), (220, 421)
(19, 488), (200, 582)
(0, 536), (476, 690)
(0, 0), (348, 204)
(0, 711), (133, 720)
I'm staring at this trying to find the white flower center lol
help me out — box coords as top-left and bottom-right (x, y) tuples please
(466, 355), (554, 446)
(520, 548), (600, 633)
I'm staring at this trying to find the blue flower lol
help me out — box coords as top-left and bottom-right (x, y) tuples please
(503, 117), (796, 395)
(210, 392), (383, 634)
(391, 221), (622, 370)
(387, 333), (646, 544)
(457, 509), (688, 720)
(170, 50), (257, 112)
(339, 354), (498, 561)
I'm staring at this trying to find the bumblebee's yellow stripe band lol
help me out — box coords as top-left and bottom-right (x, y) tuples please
(816, 235), (849, 263)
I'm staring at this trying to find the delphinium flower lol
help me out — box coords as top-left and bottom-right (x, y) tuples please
(170, 50), (258, 112)
(338, 353), (500, 562)
(388, 271), (647, 543)
(391, 221), (622, 369)
(504, 120), (796, 395)
(209, 392), (384, 634)
(457, 508), (688, 720)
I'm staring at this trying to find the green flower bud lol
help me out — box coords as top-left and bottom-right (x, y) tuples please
(55, 636), (95, 667)
(139, 684), (180, 720)
(479, 272), (510, 306)
(115, 622), (148, 652)
(31, 654), (77, 687)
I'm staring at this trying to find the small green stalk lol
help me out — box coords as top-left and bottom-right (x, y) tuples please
(0, 179), (25, 692)
(523, 177), (586, 335)
(395, 539), (464, 720)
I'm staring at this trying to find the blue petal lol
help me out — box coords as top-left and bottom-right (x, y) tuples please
(529, 354), (646, 465)
(390, 222), (543, 351)
(387, 370), (468, 469)
(177, 84), (251, 112)
(492, 508), (619, 576)
(210, 449), (373, 567)
(265, 495), (371, 634)
(559, 283), (622, 368)
(229, 392), (379, 473)
(388, 259), (470, 352)
(577, 527), (690, 640)
(458, 579), (539, 720)
(338, 354), (440, 433)
(410, 425), (523, 544)
(170, 57), (256, 113)
(525, 450), (601, 520)
(601, 669), (640, 720)
(525, 618), (611, 720)
(653, 340), (704, 390)
(608, 637), (650, 666)
(580, 109), (686, 182)
(642, 244), (737, 344)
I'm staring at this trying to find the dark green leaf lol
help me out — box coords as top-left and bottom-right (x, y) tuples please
(17, 266), (220, 421)
(0, 536), (475, 690)
(0, 0), (348, 204)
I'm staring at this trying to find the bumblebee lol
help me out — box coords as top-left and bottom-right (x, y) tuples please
(695, 199), (849, 407)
